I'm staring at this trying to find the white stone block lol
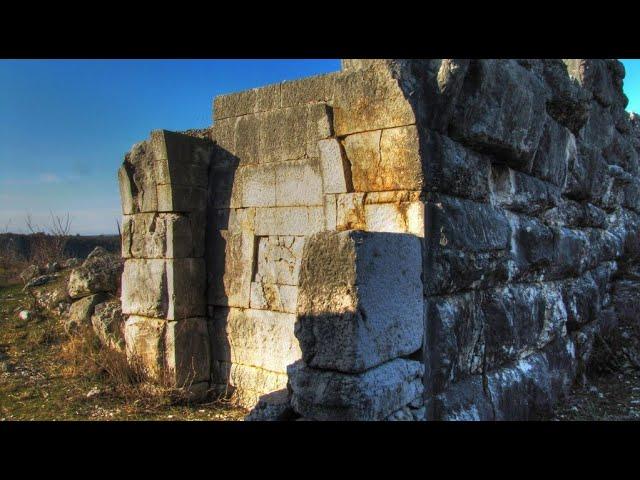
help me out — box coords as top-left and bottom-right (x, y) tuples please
(254, 206), (324, 236)
(250, 281), (298, 313)
(318, 138), (352, 194)
(275, 158), (324, 206)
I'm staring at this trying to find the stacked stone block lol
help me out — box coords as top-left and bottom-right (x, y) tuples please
(118, 130), (213, 393)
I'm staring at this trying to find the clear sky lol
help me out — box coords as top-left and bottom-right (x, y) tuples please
(1, 59), (639, 235)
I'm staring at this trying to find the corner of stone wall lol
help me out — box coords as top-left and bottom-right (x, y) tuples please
(118, 129), (213, 397)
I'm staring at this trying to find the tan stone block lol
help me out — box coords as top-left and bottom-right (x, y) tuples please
(123, 141), (158, 213)
(211, 361), (288, 408)
(256, 83), (281, 112)
(254, 235), (305, 286)
(333, 66), (416, 136)
(151, 130), (212, 188)
(281, 72), (337, 107)
(214, 89), (257, 120)
(364, 191), (422, 204)
(364, 202), (425, 237)
(274, 158), (324, 207)
(234, 114), (260, 165)
(259, 107), (308, 163)
(121, 259), (167, 318)
(166, 258), (206, 320)
(250, 281), (298, 313)
(165, 318), (210, 386)
(121, 214), (132, 258)
(231, 164), (276, 208)
(324, 194), (337, 231)
(157, 184), (207, 213)
(336, 193), (366, 230)
(207, 230), (255, 308)
(306, 103), (334, 158)
(118, 165), (135, 215)
(318, 138), (352, 194)
(211, 117), (236, 160)
(209, 307), (301, 374)
(254, 206), (324, 236)
(344, 126), (423, 192)
(124, 315), (166, 381)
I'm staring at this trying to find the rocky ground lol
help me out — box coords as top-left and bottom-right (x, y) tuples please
(0, 259), (245, 421)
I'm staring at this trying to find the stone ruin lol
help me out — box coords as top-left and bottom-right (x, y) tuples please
(117, 59), (640, 420)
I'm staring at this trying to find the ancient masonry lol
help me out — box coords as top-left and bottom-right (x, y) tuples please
(117, 59), (640, 420)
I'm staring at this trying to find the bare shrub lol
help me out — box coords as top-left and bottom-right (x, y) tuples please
(60, 327), (205, 408)
(24, 211), (72, 265)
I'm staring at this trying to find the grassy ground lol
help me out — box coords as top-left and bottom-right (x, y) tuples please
(0, 265), (246, 421)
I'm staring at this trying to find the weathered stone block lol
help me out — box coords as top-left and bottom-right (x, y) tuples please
(211, 360), (288, 408)
(256, 83), (281, 112)
(288, 358), (424, 421)
(209, 307), (301, 374)
(296, 230), (424, 373)
(124, 315), (166, 381)
(490, 166), (561, 215)
(323, 194), (337, 231)
(66, 293), (109, 333)
(343, 126), (423, 192)
(122, 141), (158, 213)
(165, 318), (210, 386)
(274, 158), (324, 207)
(530, 118), (573, 188)
(152, 130), (212, 188)
(214, 88), (257, 120)
(157, 184), (207, 213)
(336, 192), (366, 231)
(254, 235), (305, 286)
(318, 138), (352, 194)
(231, 164), (276, 208)
(281, 72), (337, 107)
(333, 65), (416, 136)
(122, 258), (205, 320)
(254, 206), (324, 236)
(234, 114), (260, 165)
(250, 282), (298, 313)
(449, 59), (549, 168)
(259, 106), (308, 163)
(363, 201), (424, 237)
(207, 230), (254, 308)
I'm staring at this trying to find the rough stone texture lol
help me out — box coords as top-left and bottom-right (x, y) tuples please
(68, 249), (123, 299)
(91, 299), (125, 351)
(296, 230), (424, 373)
(165, 318), (210, 386)
(288, 358), (424, 421)
(66, 293), (109, 333)
(118, 58), (640, 420)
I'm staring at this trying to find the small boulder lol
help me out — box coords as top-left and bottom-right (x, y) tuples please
(67, 249), (123, 299)
(63, 258), (80, 269)
(245, 389), (297, 421)
(23, 274), (57, 290)
(18, 310), (31, 321)
(19, 265), (41, 284)
(66, 293), (109, 333)
(91, 299), (125, 350)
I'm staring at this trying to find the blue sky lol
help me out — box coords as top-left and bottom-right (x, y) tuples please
(1, 59), (639, 234)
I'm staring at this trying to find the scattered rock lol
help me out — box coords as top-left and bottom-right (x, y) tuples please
(86, 387), (101, 398)
(91, 299), (125, 350)
(23, 274), (57, 290)
(63, 258), (80, 269)
(19, 265), (41, 283)
(245, 389), (297, 421)
(18, 310), (31, 321)
(66, 293), (109, 333)
(67, 248), (123, 299)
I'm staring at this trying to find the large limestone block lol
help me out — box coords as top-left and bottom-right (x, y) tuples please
(250, 281), (298, 313)
(449, 59), (549, 169)
(234, 114), (260, 165)
(489, 165), (561, 216)
(281, 72), (337, 107)
(254, 235), (305, 286)
(342, 126), (423, 192)
(231, 164), (276, 208)
(296, 230), (424, 373)
(66, 293), (109, 332)
(214, 88), (257, 120)
(288, 358), (424, 421)
(206, 230), (254, 308)
(336, 193), (366, 230)
(122, 258), (205, 320)
(259, 106), (309, 163)
(318, 138), (352, 194)
(122, 212), (204, 259)
(157, 184), (207, 213)
(363, 202), (424, 237)
(165, 318), (210, 386)
(67, 252), (123, 299)
(152, 130), (212, 188)
(120, 141), (158, 213)
(333, 65), (416, 136)
(124, 315), (166, 381)
(423, 132), (492, 202)
(274, 158), (324, 207)
(530, 118), (573, 188)
(211, 361), (288, 408)
(209, 307), (301, 374)
(254, 206), (324, 236)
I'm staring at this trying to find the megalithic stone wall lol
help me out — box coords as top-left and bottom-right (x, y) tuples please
(118, 130), (213, 395)
(117, 59), (640, 420)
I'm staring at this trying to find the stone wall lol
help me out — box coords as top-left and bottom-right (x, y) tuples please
(117, 59), (640, 420)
